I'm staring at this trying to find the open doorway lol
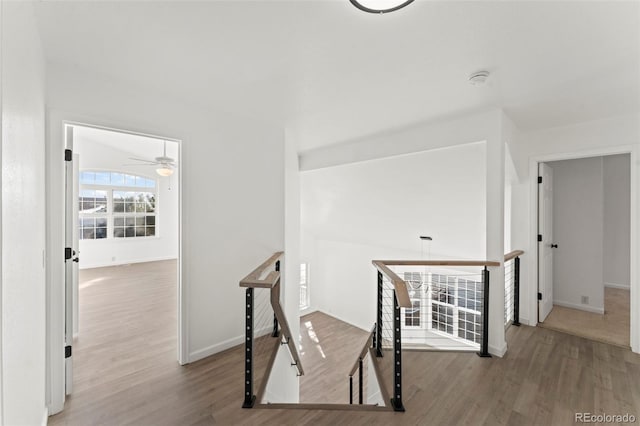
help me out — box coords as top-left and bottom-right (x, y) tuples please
(61, 124), (182, 403)
(537, 154), (631, 347)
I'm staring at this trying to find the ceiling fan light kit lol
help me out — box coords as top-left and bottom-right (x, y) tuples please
(349, 0), (415, 14)
(127, 140), (177, 177)
(156, 167), (174, 177)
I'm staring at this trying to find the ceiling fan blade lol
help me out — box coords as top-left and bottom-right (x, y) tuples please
(128, 157), (158, 164)
(122, 163), (158, 166)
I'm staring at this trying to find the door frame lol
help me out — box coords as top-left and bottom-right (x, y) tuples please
(528, 144), (638, 353)
(46, 113), (188, 415)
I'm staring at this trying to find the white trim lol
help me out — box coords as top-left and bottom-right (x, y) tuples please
(41, 407), (48, 426)
(78, 255), (178, 270)
(45, 113), (188, 414)
(315, 309), (370, 332)
(528, 144), (638, 354)
(299, 306), (318, 317)
(553, 300), (605, 315)
(604, 282), (630, 290)
(188, 335), (243, 364)
(188, 325), (273, 363)
(488, 342), (507, 358)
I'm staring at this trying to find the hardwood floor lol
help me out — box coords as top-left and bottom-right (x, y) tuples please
(50, 263), (640, 425)
(299, 311), (370, 404)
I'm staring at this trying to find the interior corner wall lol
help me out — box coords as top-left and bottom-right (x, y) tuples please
(45, 63), (285, 411)
(301, 142), (488, 332)
(1, 1), (48, 425)
(603, 154), (631, 288)
(75, 140), (179, 268)
(548, 157), (604, 313)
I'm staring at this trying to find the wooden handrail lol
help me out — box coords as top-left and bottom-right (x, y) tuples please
(348, 325), (375, 377)
(372, 261), (412, 308)
(271, 290), (305, 376)
(374, 259), (501, 267)
(504, 250), (525, 262)
(239, 251), (283, 288)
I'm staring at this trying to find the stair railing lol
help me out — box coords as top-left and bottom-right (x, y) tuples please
(504, 250), (524, 327)
(239, 252), (304, 408)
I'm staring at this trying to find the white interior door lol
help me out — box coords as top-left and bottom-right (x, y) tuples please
(64, 126), (79, 395)
(538, 163), (555, 322)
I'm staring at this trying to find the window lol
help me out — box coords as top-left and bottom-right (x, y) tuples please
(300, 263), (309, 310)
(405, 299), (421, 327)
(78, 189), (108, 239)
(79, 171), (157, 240)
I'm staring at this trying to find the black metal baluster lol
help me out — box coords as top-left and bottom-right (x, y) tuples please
(376, 271), (383, 357)
(242, 288), (256, 408)
(349, 376), (353, 404)
(391, 291), (405, 412)
(477, 267), (492, 358)
(513, 257), (521, 326)
(272, 260), (280, 337)
(358, 358), (364, 404)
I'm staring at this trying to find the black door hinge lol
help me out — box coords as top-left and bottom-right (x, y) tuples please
(65, 345), (72, 358)
(65, 149), (72, 162)
(65, 247), (73, 260)
(538, 176), (542, 184)
(538, 234), (542, 242)
(538, 292), (542, 300)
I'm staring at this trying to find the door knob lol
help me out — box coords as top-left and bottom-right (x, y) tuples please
(551, 244), (558, 248)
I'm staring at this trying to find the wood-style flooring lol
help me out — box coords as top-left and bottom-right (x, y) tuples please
(50, 261), (640, 425)
(540, 287), (630, 347)
(299, 311), (369, 404)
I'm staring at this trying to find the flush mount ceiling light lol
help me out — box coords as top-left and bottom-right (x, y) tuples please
(469, 70), (490, 86)
(350, 0), (415, 14)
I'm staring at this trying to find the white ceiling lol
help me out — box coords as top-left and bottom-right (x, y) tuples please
(35, 1), (640, 151)
(74, 125), (179, 161)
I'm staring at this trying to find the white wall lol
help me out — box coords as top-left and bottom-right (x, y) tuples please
(548, 157), (604, 313)
(603, 154), (631, 288)
(301, 109), (508, 356)
(1, 1), (48, 424)
(510, 113), (639, 352)
(75, 139), (179, 268)
(263, 130), (301, 403)
(45, 63), (285, 412)
(302, 142), (487, 331)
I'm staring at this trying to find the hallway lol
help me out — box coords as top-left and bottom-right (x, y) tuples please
(50, 262), (640, 425)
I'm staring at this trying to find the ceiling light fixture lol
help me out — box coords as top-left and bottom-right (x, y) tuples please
(156, 166), (174, 177)
(350, 0), (415, 14)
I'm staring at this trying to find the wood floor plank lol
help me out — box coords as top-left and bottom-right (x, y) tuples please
(49, 261), (640, 425)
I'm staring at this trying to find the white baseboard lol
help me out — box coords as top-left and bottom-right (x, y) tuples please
(300, 306), (318, 317)
(315, 308), (371, 332)
(42, 407), (49, 426)
(79, 255), (178, 270)
(553, 300), (605, 315)
(188, 325), (273, 363)
(605, 282), (630, 290)
(189, 335), (243, 363)
(489, 343), (507, 358)
(518, 317), (535, 326)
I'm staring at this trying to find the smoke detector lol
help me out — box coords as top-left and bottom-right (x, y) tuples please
(469, 70), (490, 86)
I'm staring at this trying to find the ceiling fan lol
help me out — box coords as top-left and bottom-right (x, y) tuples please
(125, 140), (177, 177)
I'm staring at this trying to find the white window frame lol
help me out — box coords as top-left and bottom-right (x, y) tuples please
(78, 170), (159, 241)
(300, 263), (310, 310)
